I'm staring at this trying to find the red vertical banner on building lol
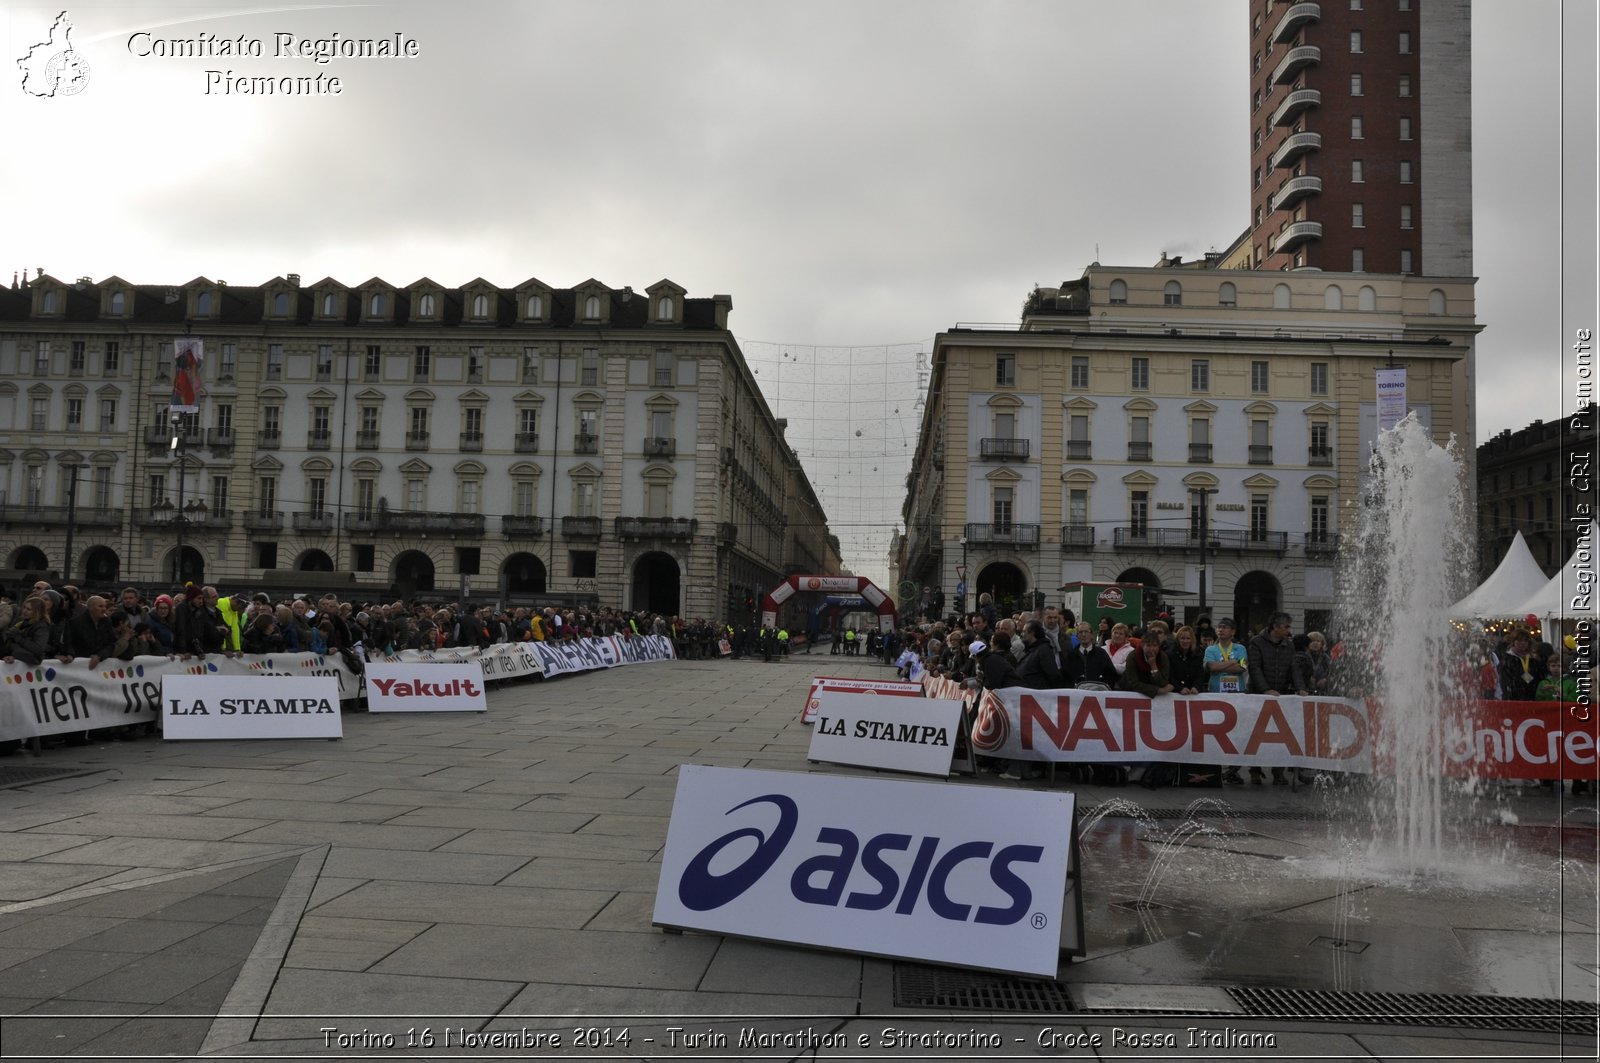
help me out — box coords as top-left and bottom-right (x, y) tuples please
(171, 337), (204, 414)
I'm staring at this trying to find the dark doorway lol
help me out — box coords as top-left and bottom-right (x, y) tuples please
(392, 550), (436, 597)
(975, 561), (1028, 614)
(298, 549), (335, 572)
(632, 551), (681, 616)
(82, 546), (120, 584)
(502, 552), (548, 598)
(159, 546), (205, 586)
(10, 546), (48, 572)
(1232, 570), (1283, 637)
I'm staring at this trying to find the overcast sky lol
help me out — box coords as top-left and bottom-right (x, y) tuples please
(2, 1), (1585, 585)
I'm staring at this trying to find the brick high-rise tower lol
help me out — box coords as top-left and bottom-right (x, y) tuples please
(1245, 0), (1472, 276)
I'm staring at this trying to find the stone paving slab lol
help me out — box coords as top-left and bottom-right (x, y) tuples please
(371, 923), (721, 989)
(254, 968), (523, 1041)
(35, 811), (275, 841)
(319, 846), (531, 885)
(311, 880), (614, 929)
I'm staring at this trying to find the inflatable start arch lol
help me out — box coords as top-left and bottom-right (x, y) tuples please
(760, 575), (896, 633)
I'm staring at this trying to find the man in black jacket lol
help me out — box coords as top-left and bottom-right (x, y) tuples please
(1069, 621), (1118, 686)
(1014, 620), (1062, 690)
(1247, 611), (1301, 784)
(64, 594), (117, 667)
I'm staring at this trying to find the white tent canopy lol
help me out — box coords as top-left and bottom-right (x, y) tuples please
(1509, 521), (1599, 618)
(1450, 531), (1551, 617)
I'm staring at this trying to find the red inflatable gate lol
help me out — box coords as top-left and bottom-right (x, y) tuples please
(760, 575), (896, 633)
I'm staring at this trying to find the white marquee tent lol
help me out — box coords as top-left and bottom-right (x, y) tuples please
(1509, 521), (1599, 619)
(1450, 532), (1552, 617)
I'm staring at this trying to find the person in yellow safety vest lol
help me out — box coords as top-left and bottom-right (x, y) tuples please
(777, 628), (789, 655)
(844, 627), (857, 656)
(216, 591), (248, 652)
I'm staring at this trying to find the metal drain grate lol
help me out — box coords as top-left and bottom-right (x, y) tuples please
(1227, 987), (1597, 1036)
(0, 766), (100, 790)
(893, 964), (1073, 1012)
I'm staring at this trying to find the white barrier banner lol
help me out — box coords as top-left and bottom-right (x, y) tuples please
(0, 653), (359, 743)
(973, 688), (1373, 772)
(162, 674), (344, 740)
(366, 662), (487, 713)
(653, 765), (1075, 978)
(807, 691), (964, 776)
(801, 675), (924, 725)
(525, 634), (676, 677)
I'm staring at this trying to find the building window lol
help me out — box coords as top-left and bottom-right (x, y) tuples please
(1400, 249), (1413, 273)
(1399, 116), (1412, 140)
(1398, 31), (1411, 54)
(99, 398), (117, 432)
(262, 406), (281, 439)
(34, 342), (50, 375)
(570, 550), (597, 579)
(1400, 204), (1413, 229)
(104, 341), (120, 374)
(1108, 280), (1128, 305)
(365, 344), (382, 379)
(1352, 248), (1365, 272)
(651, 349), (674, 387)
(518, 406), (538, 438)
(70, 341), (85, 374)
(1067, 413), (1091, 459)
(1428, 288), (1447, 315)
(1131, 357), (1150, 390)
(650, 408), (673, 442)
(1350, 73), (1363, 96)
(109, 291), (126, 315)
(581, 348), (600, 386)
(1163, 281), (1182, 306)
(355, 478), (376, 519)
(66, 397), (82, 428)
(1219, 282), (1236, 308)
(1399, 74), (1411, 97)
(1129, 490), (1149, 537)
(1129, 415), (1151, 461)
(1350, 30), (1362, 53)
(1190, 417), (1212, 462)
(257, 475), (277, 515)
(1070, 356), (1089, 389)
(267, 344), (283, 380)
(472, 293), (489, 318)
(405, 478), (426, 512)
(578, 408), (599, 440)
(583, 294), (600, 319)
(147, 472), (166, 509)
(1274, 283), (1291, 309)
(996, 352), (1016, 386)
(417, 293), (435, 317)
(1352, 159), (1364, 183)
(1250, 495), (1270, 541)
(1352, 203), (1364, 227)
(217, 343), (235, 380)
(316, 344), (333, 380)
(1251, 361), (1270, 393)
(272, 292), (289, 316)
(413, 345), (431, 381)
(574, 481), (597, 518)
(1310, 496), (1330, 542)
(307, 477), (328, 516)
(1325, 284), (1344, 311)
(1254, 166), (1262, 189)
(1311, 362), (1329, 395)
(459, 479), (481, 514)
(522, 347), (540, 383)
(1351, 116), (1364, 139)
(1399, 160), (1413, 184)
(1069, 489), (1088, 527)
(527, 293), (543, 318)
(30, 398), (47, 431)
(993, 411), (1015, 440)
(1250, 419), (1273, 464)
(467, 346), (484, 382)
(645, 481), (670, 519)
(93, 466), (112, 511)
(1310, 421), (1331, 463)
(370, 293), (385, 316)
(992, 486), (1014, 531)
(513, 479), (536, 518)
(1191, 360), (1209, 392)
(215, 403), (233, 435)
(657, 295), (675, 320)
(463, 406), (484, 444)
(409, 406), (429, 438)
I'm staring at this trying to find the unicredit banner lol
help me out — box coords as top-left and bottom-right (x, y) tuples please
(974, 688), (1375, 773)
(653, 765), (1075, 978)
(365, 662), (487, 713)
(1444, 701), (1598, 780)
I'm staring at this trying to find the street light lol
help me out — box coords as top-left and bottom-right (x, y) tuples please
(956, 536), (968, 616)
(169, 412), (188, 586)
(1191, 487), (1219, 622)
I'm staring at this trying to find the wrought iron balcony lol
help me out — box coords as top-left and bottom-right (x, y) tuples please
(206, 428), (235, 449)
(574, 433), (599, 455)
(292, 510), (335, 533)
(460, 432), (484, 452)
(1270, 43), (1320, 86)
(1060, 524), (1095, 548)
(514, 432), (539, 453)
(615, 517), (697, 541)
(1308, 445), (1333, 466)
(501, 515), (545, 538)
(1305, 532), (1341, 556)
(963, 522), (1040, 546)
(980, 437), (1030, 461)
(1271, 1), (1320, 44)
(643, 437), (676, 458)
(1249, 444), (1275, 465)
(76, 507), (124, 529)
(1112, 526), (1290, 554)
(257, 430), (281, 449)
(1065, 440), (1092, 461)
(1189, 443), (1214, 463)
(377, 511), (485, 535)
(1271, 86), (1321, 128)
(343, 512), (381, 532)
(1270, 130), (1321, 171)
(1127, 441), (1152, 462)
(1272, 220), (1324, 253)
(562, 515), (602, 538)
(307, 430), (332, 450)
(355, 430), (381, 450)
(243, 510), (284, 531)
(194, 508), (234, 530)
(405, 431), (431, 451)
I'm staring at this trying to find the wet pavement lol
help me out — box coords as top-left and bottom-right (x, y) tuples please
(0, 653), (1593, 1060)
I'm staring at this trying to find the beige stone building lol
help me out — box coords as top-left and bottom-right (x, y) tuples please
(0, 272), (835, 620)
(899, 260), (1479, 633)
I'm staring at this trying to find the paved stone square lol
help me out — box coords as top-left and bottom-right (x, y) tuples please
(0, 653), (1592, 1060)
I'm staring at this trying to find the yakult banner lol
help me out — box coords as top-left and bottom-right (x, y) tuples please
(974, 689), (1374, 773)
(801, 675), (923, 725)
(653, 765), (1076, 978)
(0, 653), (358, 744)
(807, 691), (964, 776)
(365, 662), (487, 713)
(162, 674), (343, 740)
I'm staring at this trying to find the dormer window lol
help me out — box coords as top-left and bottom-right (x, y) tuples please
(657, 296), (674, 320)
(417, 293), (436, 317)
(583, 295), (600, 320)
(109, 292), (125, 315)
(471, 293), (489, 318)
(370, 293), (385, 315)
(322, 293), (337, 317)
(527, 294), (543, 318)
(41, 290), (56, 314)
(272, 292), (289, 315)
(196, 291), (213, 316)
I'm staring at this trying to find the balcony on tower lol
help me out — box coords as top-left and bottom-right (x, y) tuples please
(1272, 220), (1324, 253)
(1271, 2), (1320, 44)
(1271, 87), (1321, 128)
(1271, 44), (1320, 86)
(1270, 130), (1321, 171)
(1273, 174), (1323, 211)
(979, 437), (1030, 461)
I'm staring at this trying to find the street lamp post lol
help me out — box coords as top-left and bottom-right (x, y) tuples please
(170, 413), (186, 587)
(956, 536), (968, 616)
(1192, 487), (1218, 622)
(60, 463), (80, 584)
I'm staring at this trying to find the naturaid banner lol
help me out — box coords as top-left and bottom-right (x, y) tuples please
(0, 635), (678, 743)
(972, 688), (1599, 780)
